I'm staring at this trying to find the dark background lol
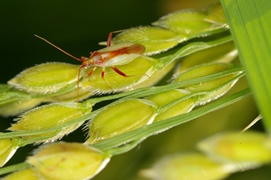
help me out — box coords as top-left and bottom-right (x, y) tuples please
(0, 0), (216, 83)
(0, 0), (163, 82)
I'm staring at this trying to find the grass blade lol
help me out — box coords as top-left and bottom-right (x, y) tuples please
(221, 0), (271, 133)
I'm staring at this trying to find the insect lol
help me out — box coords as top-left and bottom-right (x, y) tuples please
(34, 31), (145, 94)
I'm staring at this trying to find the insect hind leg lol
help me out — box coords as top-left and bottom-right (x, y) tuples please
(112, 66), (150, 84)
(106, 30), (127, 47)
(112, 66), (150, 79)
(111, 66), (129, 77)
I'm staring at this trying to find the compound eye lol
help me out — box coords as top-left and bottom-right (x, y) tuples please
(83, 63), (91, 69)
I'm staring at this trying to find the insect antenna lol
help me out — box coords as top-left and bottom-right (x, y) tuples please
(34, 34), (83, 62)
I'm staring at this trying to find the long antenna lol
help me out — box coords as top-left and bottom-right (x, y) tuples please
(34, 34), (83, 62)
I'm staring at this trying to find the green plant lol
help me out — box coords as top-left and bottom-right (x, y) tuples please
(0, 1), (270, 179)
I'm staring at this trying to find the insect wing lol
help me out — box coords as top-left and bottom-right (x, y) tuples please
(97, 43), (135, 53)
(102, 53), (141, 67)
(96, 43), (145, 67)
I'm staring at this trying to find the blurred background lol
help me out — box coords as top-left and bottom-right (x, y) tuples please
(1, 0), (269, 179)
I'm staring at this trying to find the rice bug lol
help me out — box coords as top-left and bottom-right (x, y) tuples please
(34, 32), (145, 94)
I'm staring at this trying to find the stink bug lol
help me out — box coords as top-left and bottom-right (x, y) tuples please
(34, 32), (145, 92)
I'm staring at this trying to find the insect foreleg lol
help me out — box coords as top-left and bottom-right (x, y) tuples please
(87, 66), (97, 77)
(101, 67), (113, 90)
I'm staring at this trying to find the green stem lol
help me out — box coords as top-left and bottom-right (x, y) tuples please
(0, 162), (30, 176)
(159, 35), (233, 67)
(106, 138), (145, 156)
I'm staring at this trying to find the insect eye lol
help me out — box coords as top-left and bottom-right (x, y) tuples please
(84, 64), (91, 69)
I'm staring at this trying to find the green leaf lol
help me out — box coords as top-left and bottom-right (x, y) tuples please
(221, 0), (271, 133)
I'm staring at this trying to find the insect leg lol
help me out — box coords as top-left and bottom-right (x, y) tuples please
(111, 66), (129, 77)
(106, 30), (126, 47)
(101, 67), (113, 90)
(111, 66), (150, 78)
(107, 32), (114, 47)
(87, 67), (97, 77)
